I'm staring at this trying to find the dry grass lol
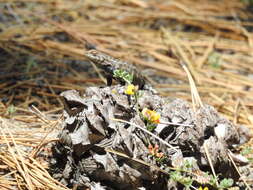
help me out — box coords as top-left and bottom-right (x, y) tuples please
(0, 0), (253, 189)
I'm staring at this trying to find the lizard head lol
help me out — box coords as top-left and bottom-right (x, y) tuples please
(85, 49), (108, 65)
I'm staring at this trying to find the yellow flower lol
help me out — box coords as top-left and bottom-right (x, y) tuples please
(142, 108), (160, 124)
(198, 187), (209, 190)
(124, 84), (137, 95)
(150, 112), (160, 124)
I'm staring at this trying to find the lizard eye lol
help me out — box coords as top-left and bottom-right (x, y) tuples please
(88, 49), (98, 55)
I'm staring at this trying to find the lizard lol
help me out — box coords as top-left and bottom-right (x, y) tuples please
(85, 49), (157, 93)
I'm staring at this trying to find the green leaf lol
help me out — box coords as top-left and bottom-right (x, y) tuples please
(146, 123), (157, 131)
(170, 171), (193, 188)
(7, 105), (16, 115)
(219, 178), (234, 189)
(207, 52), (221, 69)
(170, 171), (181, 181)
(180, 177), (193, 188)
(26, 56), (38, 72)
(240, 146), (253, 156)
(113, 69), (133, 84)
(182, 160), (193, 170)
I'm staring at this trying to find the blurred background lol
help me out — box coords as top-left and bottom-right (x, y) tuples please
(1, 0), (253, 126)
(0, 0), (253, 122)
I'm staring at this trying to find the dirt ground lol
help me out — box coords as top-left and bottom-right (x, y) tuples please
(1, 0), (253, 189)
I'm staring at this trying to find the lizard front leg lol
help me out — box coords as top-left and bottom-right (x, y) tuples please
(106, 75), (113, 86)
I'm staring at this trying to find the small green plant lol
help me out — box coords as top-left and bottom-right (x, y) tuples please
(114, 68), (140, 104)
(168, 160), (198, 189)
(208, 175), (217, 187)
(240, 146), (253, 163)
(26, 56), (38, 73)
(181, 160), (193, 171)
(207, 52), (221, 69)
(168, 160), (235, 190)
(113, 69), (133, 84)
(218, 178), (234, 189)
(146, 124), (157, 131)
(241, 0), (253, 5)
(6, 105), (16, 115)
(170, 170), (193, 189)
(240, 146), (253, 156)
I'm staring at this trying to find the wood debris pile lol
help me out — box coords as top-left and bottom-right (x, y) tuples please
(51, 85), (249, 189)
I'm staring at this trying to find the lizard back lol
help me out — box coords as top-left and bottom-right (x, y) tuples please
(85, 50), (146, 88)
